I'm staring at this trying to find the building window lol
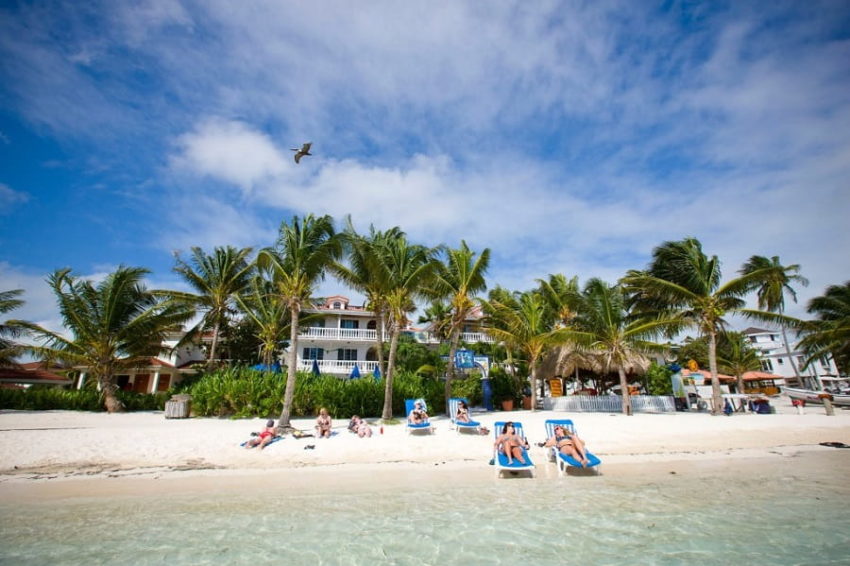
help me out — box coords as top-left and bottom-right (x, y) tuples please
(338, 349), (357, 361)
(761, 360), (773, 372)
(821, 357), (830, 369)
(777, 358), (784, 365)
(367, 320), (377, 330)
(309, 319), (325, 328)
(749, 336), (757, 343)
(770, 334), (778, 341)
(340, 319), (359, 330)
(797, 356), (806, 367)
(333, 301), (342, 309)
(302, 347), (324, 360)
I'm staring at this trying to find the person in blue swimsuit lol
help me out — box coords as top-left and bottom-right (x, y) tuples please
(543, 425), (589, 466)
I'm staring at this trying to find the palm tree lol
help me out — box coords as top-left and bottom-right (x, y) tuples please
(170, 246), (254, 366)
(799, 281), (850, 375)
(537, 273), (581, 329)
(740, 255), (809, 380)
(331, 221), (404, 380)
(429, 241), (490, 412)
(257, 214), (343, 429)
(418, 300), (453, 343)
(480, 288), (570, 411)
(0, 288), (26, 368)
(715, 331), (762, 394)
(233, 277), (290, 368)
(566, 279), (672, 415)
(373, 235), (436, 421)
(11, 267), (194, 412)
(622, 237), (792, 415)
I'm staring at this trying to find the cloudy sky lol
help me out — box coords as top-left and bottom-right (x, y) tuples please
(1, 1), (849, 335)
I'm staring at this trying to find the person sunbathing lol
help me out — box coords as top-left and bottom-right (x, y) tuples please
(245, 419), (278, 450)
(408, 401), (429, 425)
(315, 407), (332, 438)
(543, 425), (589, 466)
(455, 400), (471, 423)
(494, 421), (529, 465)
(348, 415), (372, 438)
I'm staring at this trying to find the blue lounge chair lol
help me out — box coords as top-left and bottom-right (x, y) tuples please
(405, 398), (433, 434)
(493, 421), (535, 478)
(544, 419), (601, 475)
(448, 397), (480, 434)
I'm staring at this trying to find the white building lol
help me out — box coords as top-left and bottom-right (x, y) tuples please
(293, 295), (494, 376)
(741, 327), (839, 388)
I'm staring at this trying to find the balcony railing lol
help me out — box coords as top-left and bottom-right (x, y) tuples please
(298, 327), (495, 344)
(297, 359), (379, 375)
(298, 327), (379, 341)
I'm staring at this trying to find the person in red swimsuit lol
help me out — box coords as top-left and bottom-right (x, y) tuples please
(245, 419), (278, 449)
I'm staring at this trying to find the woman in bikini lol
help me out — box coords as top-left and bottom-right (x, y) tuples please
(543, 425), (589, 466)
(494, 421), (529, 465)
(315, 407), (332, 438)
(456, 400), (471, 423)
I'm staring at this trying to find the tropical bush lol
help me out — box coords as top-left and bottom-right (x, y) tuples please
(449, 373), (484, 406)
(181, 366), (445, 419)
(0, 387), (167, 411)
(645, 362), (674, 395)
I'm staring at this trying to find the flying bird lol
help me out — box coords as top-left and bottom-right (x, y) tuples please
(291, 142), (312, 164)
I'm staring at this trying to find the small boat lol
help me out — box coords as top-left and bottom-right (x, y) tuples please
(785, 387), (850, 407)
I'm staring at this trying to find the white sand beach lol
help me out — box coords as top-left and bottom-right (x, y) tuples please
(1, 400), (849, 500)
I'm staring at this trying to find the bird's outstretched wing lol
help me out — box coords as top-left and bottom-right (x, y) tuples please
(292, 142), (313, 163)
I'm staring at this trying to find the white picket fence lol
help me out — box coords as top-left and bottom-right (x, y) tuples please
(542, 395), (676, 413)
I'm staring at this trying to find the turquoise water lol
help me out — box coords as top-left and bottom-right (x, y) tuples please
(1, 468), (849, 566)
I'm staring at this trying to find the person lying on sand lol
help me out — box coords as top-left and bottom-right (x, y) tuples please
(245, 419), (278, 450)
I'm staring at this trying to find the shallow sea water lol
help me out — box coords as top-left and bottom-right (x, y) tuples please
(2, 464), (849, 566)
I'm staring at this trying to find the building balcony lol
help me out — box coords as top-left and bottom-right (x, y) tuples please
(298, 327), (379, 341)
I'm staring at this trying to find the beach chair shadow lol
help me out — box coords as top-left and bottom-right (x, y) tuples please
(448, 397), (481, 434)
(405, 398), (433, 435)
(493, 421), (535, 478)
(544, 419), (601, 476)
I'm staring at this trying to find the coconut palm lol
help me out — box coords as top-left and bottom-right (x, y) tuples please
(233, 277), (290, 368)
(0, 288), (26, 368)
(740, 255), (809, 379)
(257, 214), (343, 429)
(798, 281), (850, 374)
(715, 331), (762, 394)
(537, 273), (581, 329)
(11, 267), (194, 412)
(622, 237), (793, 415)
(429, 241), (490, 412)
(372, 235), (436, 420)
(170, 246), (254, 366)
(418, 300), (453, 343)
(331, 221), (404, 380)
(564, 279), (672, 415)
(481, 288), (573, 411)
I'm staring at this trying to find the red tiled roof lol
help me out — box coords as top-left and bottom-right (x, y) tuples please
(0, 366), (72, 385)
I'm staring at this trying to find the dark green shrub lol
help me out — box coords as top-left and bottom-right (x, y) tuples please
(645, 362), (674, 395)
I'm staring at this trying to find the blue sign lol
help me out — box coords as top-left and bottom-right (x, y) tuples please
(455, 349), (476, 369)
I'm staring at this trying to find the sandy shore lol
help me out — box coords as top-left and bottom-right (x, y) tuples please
(2, 398), (849, 499)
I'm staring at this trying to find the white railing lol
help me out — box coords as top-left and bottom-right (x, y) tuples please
(460, 332), (494, 344)
(297, 359), (379, 375)
(298, 327), (378, 341)
(542, 395), (676, 413)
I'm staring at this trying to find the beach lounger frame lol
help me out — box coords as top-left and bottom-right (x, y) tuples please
(493, 421), (535, 478)
(405, 398), (434, 435)
(448, 397), (481, 434)
(544, 419), (601, 476)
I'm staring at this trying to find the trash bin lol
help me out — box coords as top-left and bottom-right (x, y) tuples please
(165, 394), (192, 418)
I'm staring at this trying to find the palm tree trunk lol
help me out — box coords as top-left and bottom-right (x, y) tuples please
(780, 323), (801, 379)
(99, 365), (125, 413)
(375, 309), (387, 378)
(445, 328), (461, 416)
(736, 372), (745, 395)
(279, 306), (300, 430)
(207, 321), (220, 367)
(708, 329), (722, 416)
(529, 363), (538, 412)
(382, 325), (400, 421)
(618, 366), (632, 416)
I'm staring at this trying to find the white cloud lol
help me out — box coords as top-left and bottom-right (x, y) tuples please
(0, 183), (29, 213)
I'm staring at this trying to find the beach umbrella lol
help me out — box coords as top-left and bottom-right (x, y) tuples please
(373, 365), (381, 380)
(311, 359), (321, 377)
(349, 364), (361, 379)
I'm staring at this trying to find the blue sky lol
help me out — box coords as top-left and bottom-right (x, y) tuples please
(1, 1), (849, 335)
